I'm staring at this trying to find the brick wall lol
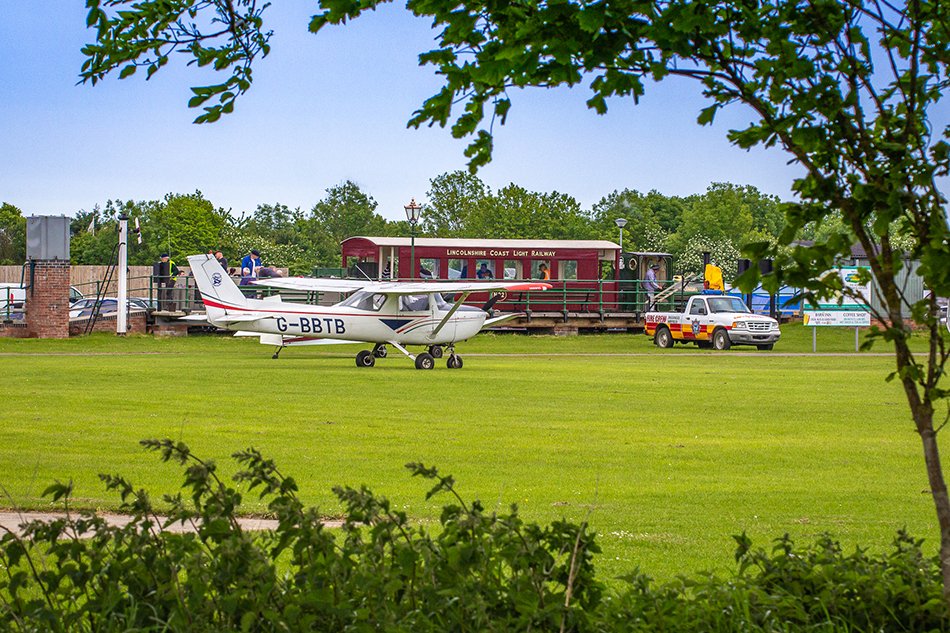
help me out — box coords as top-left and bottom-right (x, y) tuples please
(0, 321), (30, 338)
(69, 311), (148, 336)
(26, 260), (70, 339)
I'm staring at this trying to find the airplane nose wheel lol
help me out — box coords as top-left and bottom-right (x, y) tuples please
(373, 343), (388, 358)
(446, 354), (463, 369)
(356, 350), (376, 367)
(414, 352), (435, 370)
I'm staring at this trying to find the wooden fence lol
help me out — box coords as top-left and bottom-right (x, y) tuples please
(0, 266), (154, 298)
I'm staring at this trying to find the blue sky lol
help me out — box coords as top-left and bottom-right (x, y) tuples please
(2, 3), (812, 222)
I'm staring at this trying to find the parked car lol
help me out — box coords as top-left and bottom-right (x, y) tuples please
(1, 283), (84, 312)
(69, 297), (151, 319)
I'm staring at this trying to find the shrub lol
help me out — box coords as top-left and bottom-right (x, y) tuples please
(0, 441), (946, 632)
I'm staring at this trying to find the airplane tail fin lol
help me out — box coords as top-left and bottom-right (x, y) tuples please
(186, 254), (248, 320)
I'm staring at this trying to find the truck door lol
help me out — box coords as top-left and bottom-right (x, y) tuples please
(688, 298), (710, 339)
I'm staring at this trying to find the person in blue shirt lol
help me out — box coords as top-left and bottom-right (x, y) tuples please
(644, 263), (662, 310)
(240, 249), (262, 280)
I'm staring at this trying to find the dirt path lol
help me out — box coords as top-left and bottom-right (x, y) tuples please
(0, 511), (342, 536)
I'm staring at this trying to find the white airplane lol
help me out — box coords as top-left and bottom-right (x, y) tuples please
(186, 254), (551, 369)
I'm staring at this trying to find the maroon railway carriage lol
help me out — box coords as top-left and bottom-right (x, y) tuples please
(341, 236), (627, 312)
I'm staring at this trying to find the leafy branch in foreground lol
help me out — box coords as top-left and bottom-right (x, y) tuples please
(80, 0), (273, 123)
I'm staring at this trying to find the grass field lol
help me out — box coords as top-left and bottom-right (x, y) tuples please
(0, 323), (945, 582)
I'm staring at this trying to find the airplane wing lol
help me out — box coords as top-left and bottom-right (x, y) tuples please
(483, 313), (524, 328)
(251, 278), (369, 293)
(253, 278), (551, 295)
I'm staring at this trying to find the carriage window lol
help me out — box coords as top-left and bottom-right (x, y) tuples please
(448, 259), (467, 279)
(504, 260), (522, 279)
(419, 258), (438, 279)
(341, 291), (387, 311)
(475, 260), (495, 279)
(560, 260), (578, 280)
(399, 294), (429, 311)
(531, 260), (551, 280)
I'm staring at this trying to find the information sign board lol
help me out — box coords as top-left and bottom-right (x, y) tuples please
(803, 310), (871, 327)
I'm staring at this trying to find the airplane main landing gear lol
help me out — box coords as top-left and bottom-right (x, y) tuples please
(373, 343), (388, 358)
(427, 345), (443, 359)
(356, 350), (376, 367)
(414, 352), (435, 370)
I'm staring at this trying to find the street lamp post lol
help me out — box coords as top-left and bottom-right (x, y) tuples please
(614, 217), (628, 252)
(404, 197), (422, 280)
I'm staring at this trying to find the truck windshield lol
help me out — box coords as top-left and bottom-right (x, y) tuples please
(708, 297), (752, 313)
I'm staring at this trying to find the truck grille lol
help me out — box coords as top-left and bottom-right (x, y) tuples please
(748, 322), (771, 332)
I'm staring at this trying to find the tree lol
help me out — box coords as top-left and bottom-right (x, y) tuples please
(422, 170), (490, 237)
(308, 181), (388, 267)
(80, 0), (950, 602)
(0, 203), (27, 265)
(468, 185), (592, 239)
(589, 189), (669, 252)
(139, 192), (227, 264)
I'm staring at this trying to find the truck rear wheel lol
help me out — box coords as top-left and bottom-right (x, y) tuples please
(712, 329), (731, 350)
(655, 326), (674, 349)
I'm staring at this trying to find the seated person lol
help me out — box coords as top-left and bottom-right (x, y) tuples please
(257, 266), (283, 278)
(476, 263), (494, 279)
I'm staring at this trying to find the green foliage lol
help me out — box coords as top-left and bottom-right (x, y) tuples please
(0, 441), (603, 631)
(140, 191), (228, 263)
(589, 189), (672, 251)
(0, 202), (27, 265)
(422, 170), (490, 236)
(1, 441), (946, 631)
(468, 184), (594, 240)
(307, 181), (390, 267)
(81, 0), (273, 124)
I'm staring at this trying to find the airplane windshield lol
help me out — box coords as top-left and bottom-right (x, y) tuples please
(340, 291), (387, 311)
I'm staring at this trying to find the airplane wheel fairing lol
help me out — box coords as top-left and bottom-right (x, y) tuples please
(712, 329), (732, 350)
(415, 353), (435, 370)
(446, 355), (463, 369)
(373, 344), (388, 358)
(356, 350), (376, 367)
(428, 345), (444, 359)
(655, 327), (674, 349)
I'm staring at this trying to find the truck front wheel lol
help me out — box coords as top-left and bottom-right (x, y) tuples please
(712, 329), (732, 350)
(655, 327), (674, 349)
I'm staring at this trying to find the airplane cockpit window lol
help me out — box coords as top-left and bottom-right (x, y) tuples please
(399, 294), (429, 312)
(341, 291), (387, 311)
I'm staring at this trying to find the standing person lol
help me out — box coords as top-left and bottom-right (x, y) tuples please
(152, 252), (180, 310)
(240, 249), (262, 280)
(215, 250), (229, 273)
(644, 263), (662, 311)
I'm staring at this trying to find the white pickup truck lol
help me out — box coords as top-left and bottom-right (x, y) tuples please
(645, 294), (781, 350)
